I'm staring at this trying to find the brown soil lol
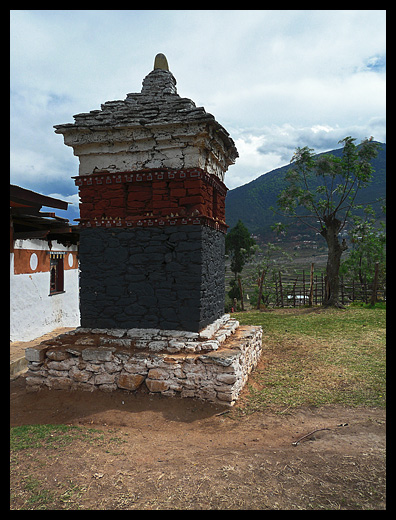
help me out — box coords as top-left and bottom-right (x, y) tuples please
(10, 375), (385, 510)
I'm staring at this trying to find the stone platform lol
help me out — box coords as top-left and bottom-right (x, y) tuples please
(25, 315), (262, 406)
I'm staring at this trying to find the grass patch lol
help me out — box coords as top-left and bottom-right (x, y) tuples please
(10, 424), (127, 510)
(10, 424), (103, 451)
(233, 305), (386, 412)
(20, 476), (56, 509)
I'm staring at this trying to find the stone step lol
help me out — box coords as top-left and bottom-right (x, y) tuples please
(10, 357), (27, 378)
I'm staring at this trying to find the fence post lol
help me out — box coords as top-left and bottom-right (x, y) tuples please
(321, 273), (324, 304)
(341, 275), (344, 306)
(309, 263), (314, 306)
(292, 277), (298, 307)
(363, 279), (368, 304)
(370, 262), (380, 306)
(278, 271), (284, 307)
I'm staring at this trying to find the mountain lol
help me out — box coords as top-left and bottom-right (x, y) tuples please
(225, 142), (386, 239)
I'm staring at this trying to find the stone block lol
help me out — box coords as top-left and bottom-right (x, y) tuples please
(199, 340), (219, 351)
(147, 368), (169, 380)
(117, 373), (145, 391)
(100, 337), (132, 348)
(47, 376), (72, 390)
(107, 329), (128, 338)
(48, 369), (69, 378)
(114, 351), (132, 362)
(145, 379), (169, 393)
(71, 382), (95, 391)
(82, 348), (115, 362)
(47, 358), (76, 371)
(25, 345), (49, 363)
(127, 328), (160, 339)
(147, 341), (168, 351)
(198, 350), (239, 367)
(103, 361), (122, 373)
(46, 350), (71, 361)
(26, 375), (47, 386)
(216, 373), (237, 384)
(216, 391), (235, 403)
(69, 366), (92, 383)
(94, 372), (116, 385)
(75, 337), (96, 346)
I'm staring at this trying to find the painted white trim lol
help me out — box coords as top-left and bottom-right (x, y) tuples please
(13, 238), (78, 252)
(29, 252), (38, 271)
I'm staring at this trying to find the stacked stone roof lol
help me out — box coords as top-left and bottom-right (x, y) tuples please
(54, 67), (238, 164)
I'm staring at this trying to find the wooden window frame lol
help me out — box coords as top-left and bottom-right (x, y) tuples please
(49, 253), (65, 295)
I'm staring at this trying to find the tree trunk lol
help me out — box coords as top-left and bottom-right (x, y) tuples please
(256, 269), (266, 310)
(320, 216), (348, 308)
(278, 271), (284, 307)
(238, 276), (244, 311)
(370, 261), (380, 306)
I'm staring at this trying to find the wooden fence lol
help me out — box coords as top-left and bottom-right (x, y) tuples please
(253, 263), (386, 308)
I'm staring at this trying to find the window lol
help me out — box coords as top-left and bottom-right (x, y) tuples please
(50, 253), (64, 294)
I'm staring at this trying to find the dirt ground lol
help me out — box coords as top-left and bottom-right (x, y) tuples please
(10, 374), (386, 510)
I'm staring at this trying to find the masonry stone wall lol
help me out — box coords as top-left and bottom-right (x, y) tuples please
(25, 321), (262, 406)
(79, 224), (225, 332)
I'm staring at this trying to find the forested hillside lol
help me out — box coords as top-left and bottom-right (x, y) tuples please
(225, 142), (386, 239)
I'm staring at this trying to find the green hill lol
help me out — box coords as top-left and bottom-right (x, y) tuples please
(225, 142), (386, 239)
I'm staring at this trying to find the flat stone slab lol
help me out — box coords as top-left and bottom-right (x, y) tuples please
(70, 314), (238, 354)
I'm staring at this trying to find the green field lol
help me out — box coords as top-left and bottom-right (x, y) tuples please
(233, 304), (386, 412)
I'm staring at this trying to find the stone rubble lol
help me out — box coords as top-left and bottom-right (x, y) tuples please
(25, 316), (262, 406)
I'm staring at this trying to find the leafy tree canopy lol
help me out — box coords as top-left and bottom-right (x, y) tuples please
(225, 219), (256, 279)
(275, 136), (382, 307)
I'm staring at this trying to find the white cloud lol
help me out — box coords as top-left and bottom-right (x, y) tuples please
(10, 9), (386, 200)
(226, 117), (386, 190)
(46, 193), (79, 206)
(40, 192), (80, 224)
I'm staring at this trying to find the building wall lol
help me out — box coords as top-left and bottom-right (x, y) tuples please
(79, 225), (225, 332)
(10, 238), (80, 342)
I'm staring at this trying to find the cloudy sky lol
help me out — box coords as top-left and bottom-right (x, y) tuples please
(10, 10), (386, 222)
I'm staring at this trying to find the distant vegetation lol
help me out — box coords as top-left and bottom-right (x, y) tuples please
(226, 142), (386, 240)
(226, 139), (385, 309)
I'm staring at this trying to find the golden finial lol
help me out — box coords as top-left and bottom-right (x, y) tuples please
(154, 53), (169, 71)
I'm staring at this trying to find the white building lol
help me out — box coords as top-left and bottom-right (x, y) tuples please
(10, 185), (80, 342)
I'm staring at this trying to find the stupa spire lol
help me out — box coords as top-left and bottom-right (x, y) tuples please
(153, 53), (169, 71)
